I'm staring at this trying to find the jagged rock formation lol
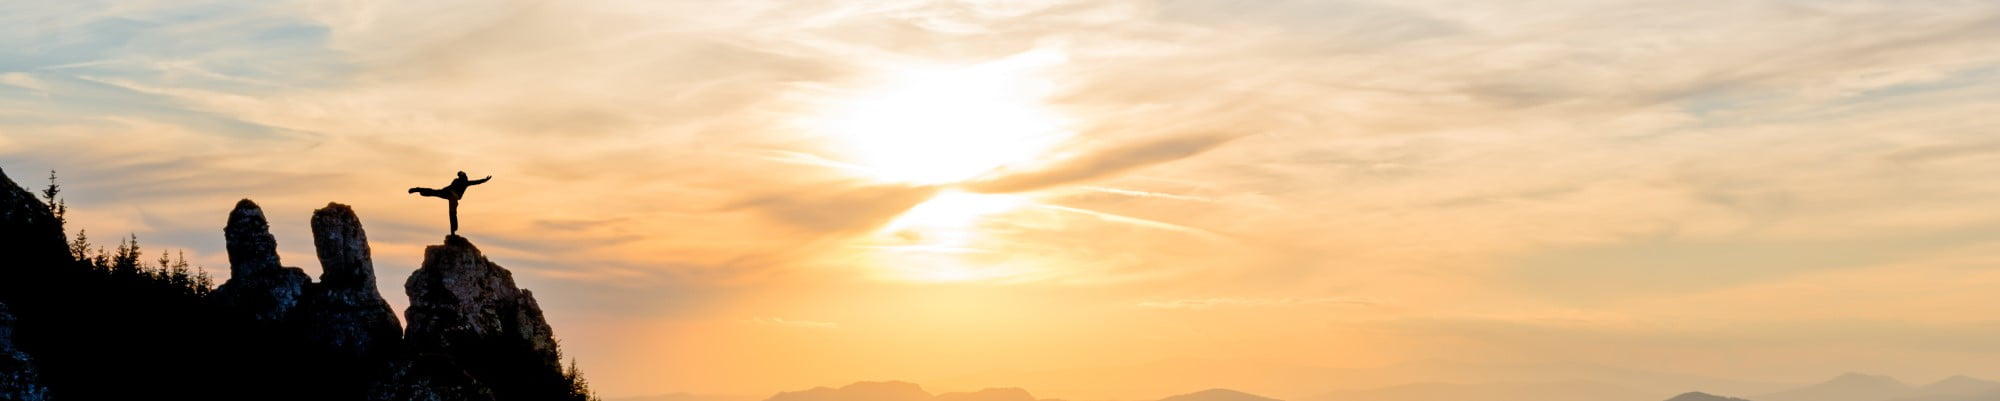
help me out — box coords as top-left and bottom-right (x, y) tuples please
(301, 203), (402, 362)
(202, 199), (580, 401)
(211, 199), (313, 322)
(292, 203), (407, 401)
(382, 235), (572, 401)
(403, 235), (559, 363)
(0, 302), (51, 401)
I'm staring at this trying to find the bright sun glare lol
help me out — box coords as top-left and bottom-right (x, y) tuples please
(810, 50), (1074, 282)
(872, 190), (1032, 282)
(820, 50), (1072, 185)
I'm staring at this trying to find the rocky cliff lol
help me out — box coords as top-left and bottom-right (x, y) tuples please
(205, 201), (582, 401)
(403, 235), (560, 365)
(203, 201), (583, 401)
(378, 234), (574, 401)
(301, 203), (403, 362)
(210, 199), (313, 323)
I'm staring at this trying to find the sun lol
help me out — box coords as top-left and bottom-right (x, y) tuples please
(801, 50), (1074, 282)
(812, 50), (1072, 185)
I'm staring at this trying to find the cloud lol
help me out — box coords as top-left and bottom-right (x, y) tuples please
(1137, 296), (1380, 310)
(750, 317), (839, 330)
(0, 73), (50, 95)
(1073, 186), (1215, 203)
(729, 183), (941, 234)
(1033, 203), (1219, 239)
(962, 133), (1240, 193)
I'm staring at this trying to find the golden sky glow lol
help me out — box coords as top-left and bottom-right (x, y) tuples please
(6, 0), (2000, 400)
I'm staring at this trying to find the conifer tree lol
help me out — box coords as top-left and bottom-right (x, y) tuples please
(112, 234), (141, 277)
(565, 358), (600, 401)
(41, 170), (65, 225)
(69, 229), (92, 262)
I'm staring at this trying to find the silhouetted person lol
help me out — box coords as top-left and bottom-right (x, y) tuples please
(409, 171), (491, 235)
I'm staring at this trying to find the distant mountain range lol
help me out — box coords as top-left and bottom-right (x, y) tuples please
(767, 382), (948, 401)
(621, 381), (1290, 401)
(1757, 373), (1912, 401)
(1664, 392), (1750, 401)
(1301, 373), (2000, 401)
(613, 393), (760, 401)
(920, 358), (1786, 400)
(623, 374), (2000, 401)
(1756, 373), (2000, 401)
(1305, 380), (1661, 401)
(1906, 376), (2000, 400)
(1158, 389), (1283, 401)
(1645, 373), (2000, 401)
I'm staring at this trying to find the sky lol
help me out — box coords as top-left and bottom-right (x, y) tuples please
(5, 0), (2000, 399)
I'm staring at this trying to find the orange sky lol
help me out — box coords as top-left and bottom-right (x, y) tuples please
(6, 0), (2000, 399)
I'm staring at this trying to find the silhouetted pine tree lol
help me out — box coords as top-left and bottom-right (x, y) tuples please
(67, 229), (90, 262)
(110, 234), (140, 278)
(39, 170), (65, 226)
(565, 358), (603, 401)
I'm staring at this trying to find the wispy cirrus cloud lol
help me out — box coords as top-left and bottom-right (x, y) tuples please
(749, 317), (839, 330)
(1137, 296), (1382, 310)
(963, 133), (1242, 194)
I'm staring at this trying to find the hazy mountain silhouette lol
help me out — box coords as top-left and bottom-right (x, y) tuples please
(1878, 376), (2000, 401)
(1662, 392), (1751, 401)
(767, 382), (942, 401)
(1746, 373), (2000, 401)
(761, 382), (1285, 401)
(611, 393), (759, 401)
(1307, 380), (1659, 401)
(1157, 388), (1283, 401)
(1758, 373), (1914, 401)
(1907, 376), (2000, 398)
(1888, 389), (2000, 401)
(925, 357), (1339, 400)
(937, 387), (1044, 401)
(767, 381), (1057, 401)
(1304, 374), (1999, 401)
(929, 357), (1783, 401)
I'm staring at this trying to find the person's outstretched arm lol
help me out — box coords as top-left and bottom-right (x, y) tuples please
(467, 176), (492, 186)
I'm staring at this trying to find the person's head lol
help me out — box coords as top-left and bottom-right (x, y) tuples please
(457, 171), (468, 179)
